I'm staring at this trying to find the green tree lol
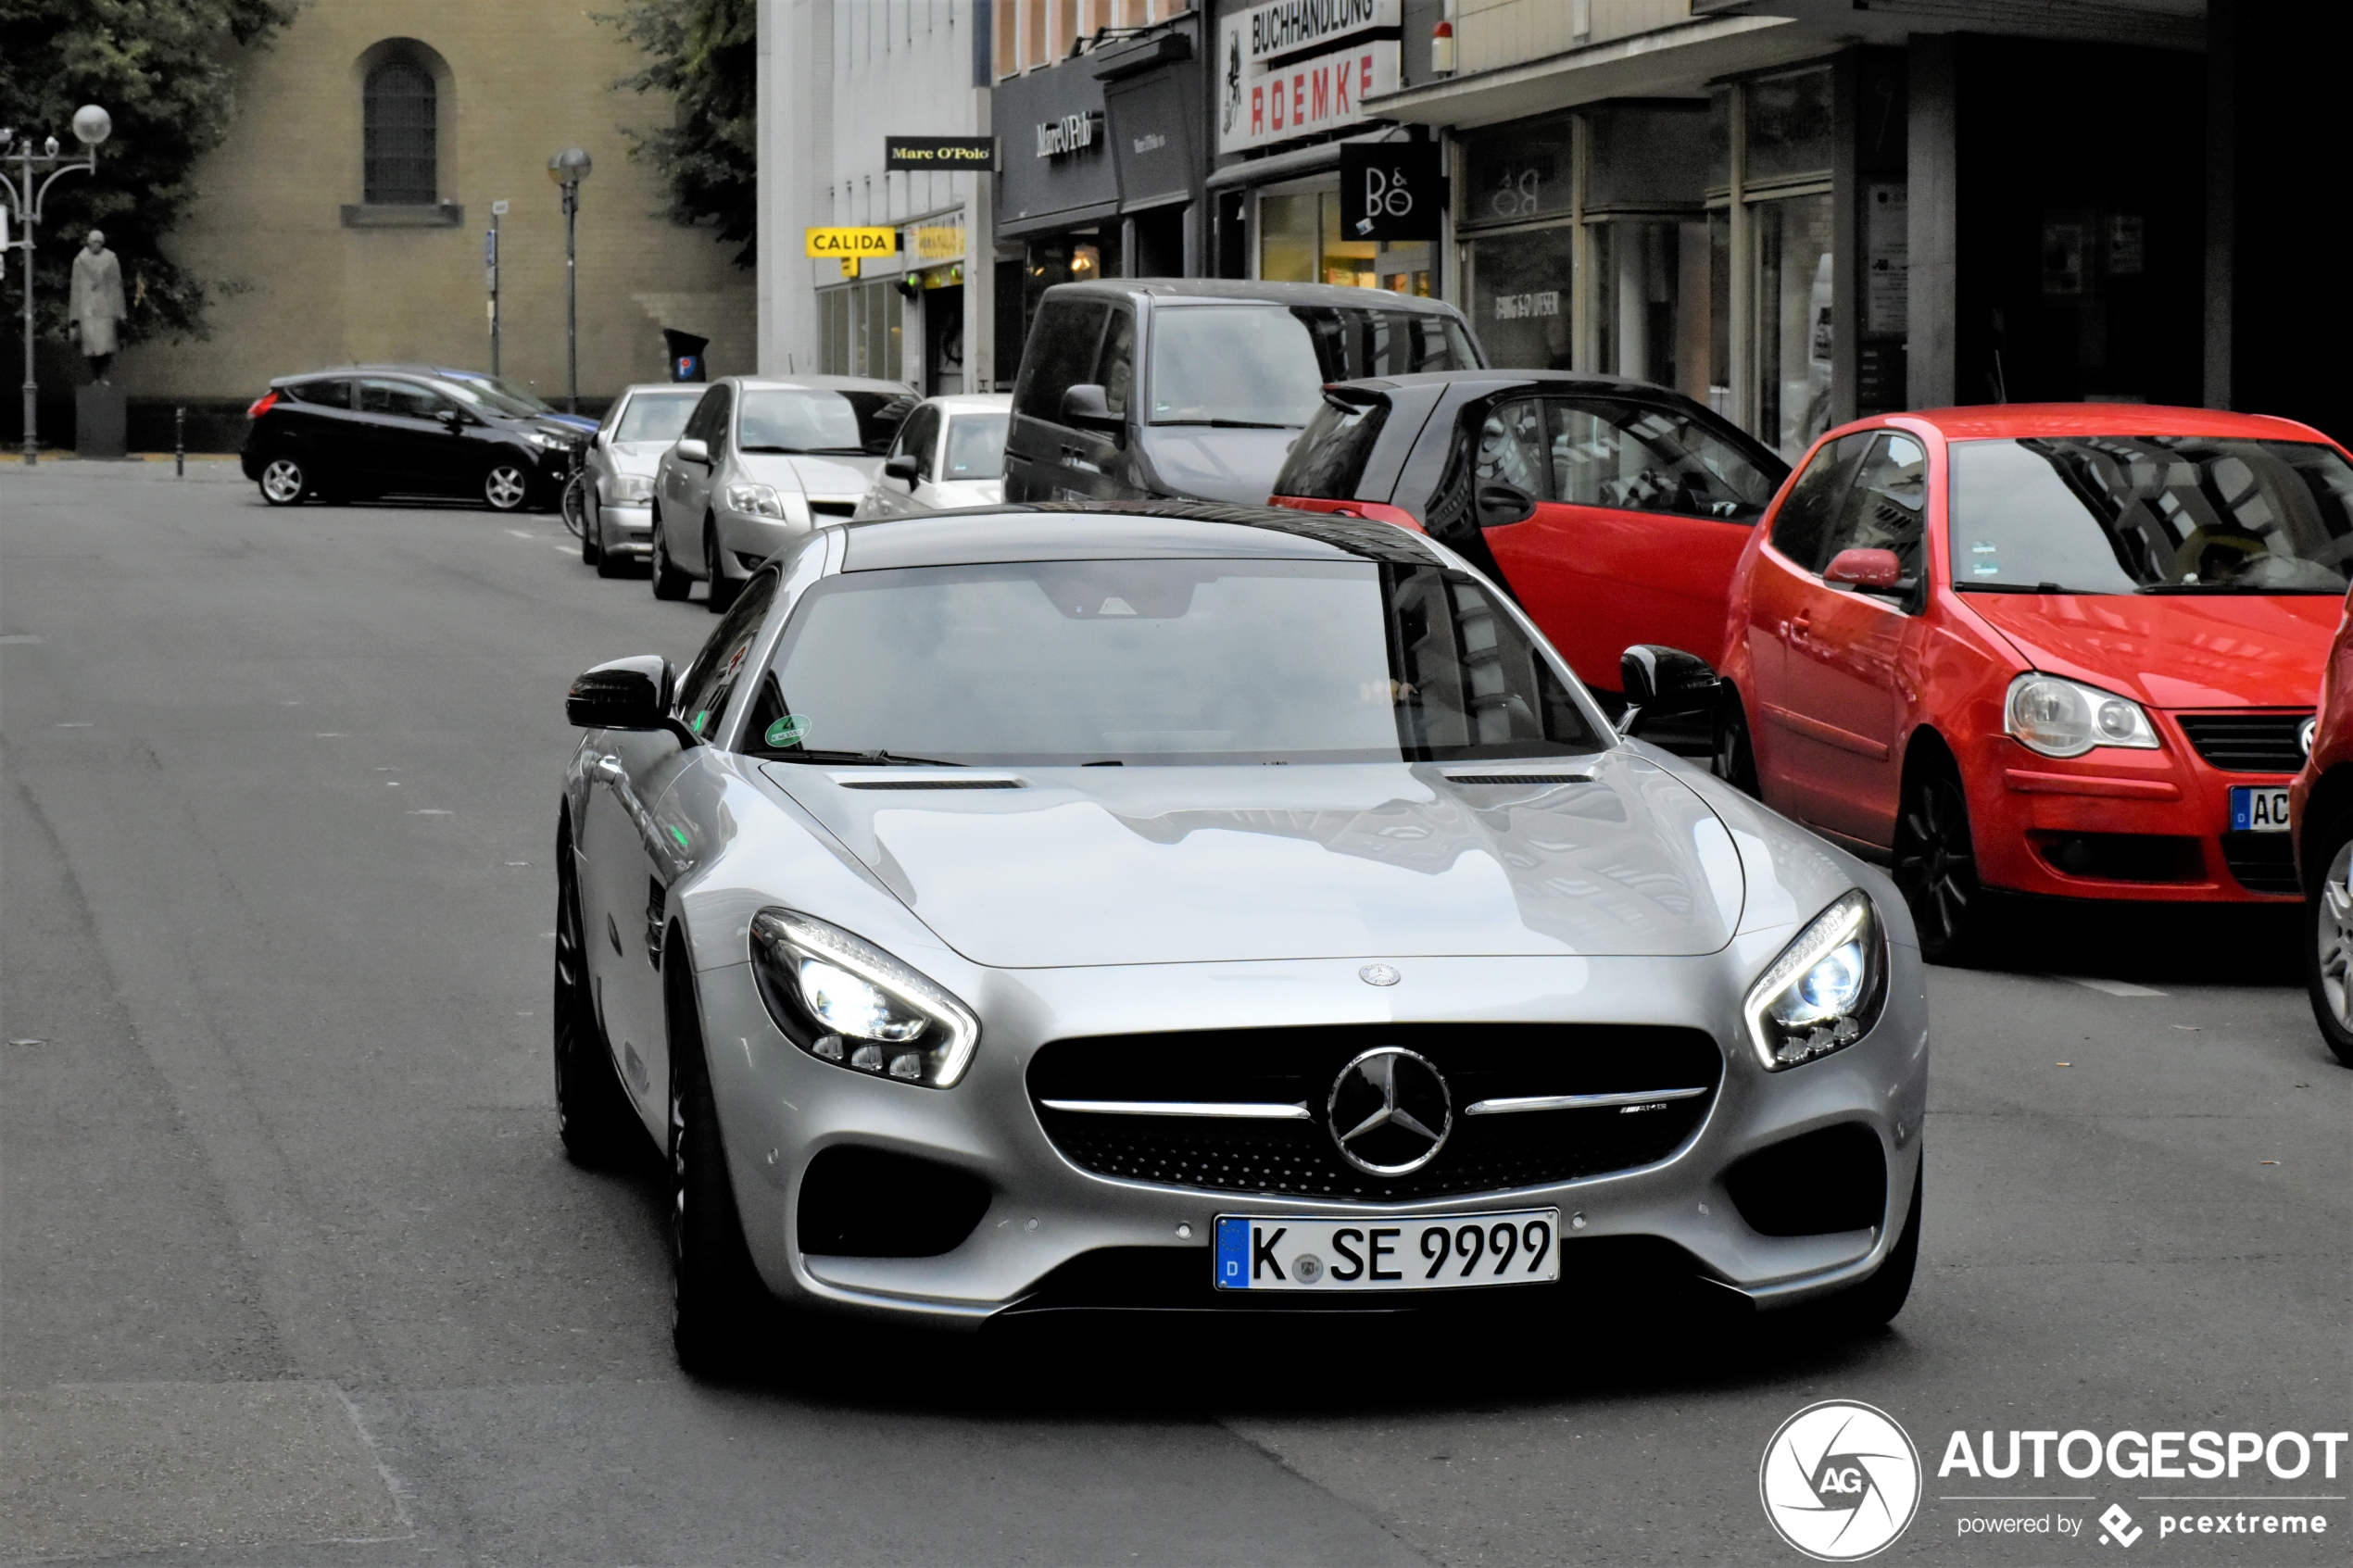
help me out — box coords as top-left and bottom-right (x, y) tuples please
(0, 0), (296, 345)
(602, 0), (757, 269)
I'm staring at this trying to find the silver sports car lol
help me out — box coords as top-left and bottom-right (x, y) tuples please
(555, 502), (1927, 1370)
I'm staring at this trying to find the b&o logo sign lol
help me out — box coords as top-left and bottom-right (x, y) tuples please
(1759, 1400), (1922, 1561)
(1338, 141), (1444, 245)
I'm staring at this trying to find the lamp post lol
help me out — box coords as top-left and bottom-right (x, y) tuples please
(1, 104), (110, 465)
(547, 147), (591, 413)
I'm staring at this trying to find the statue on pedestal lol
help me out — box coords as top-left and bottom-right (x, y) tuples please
(68, 230), (125, 383)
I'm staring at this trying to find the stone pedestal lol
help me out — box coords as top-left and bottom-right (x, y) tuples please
(75, 383), (127, 459)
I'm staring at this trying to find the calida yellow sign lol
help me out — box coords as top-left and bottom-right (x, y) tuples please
(804, 227), (899, 259)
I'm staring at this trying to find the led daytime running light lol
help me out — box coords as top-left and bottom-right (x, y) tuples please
(1743, 890), (1885, 1071)
(749, 908), (979, 1087)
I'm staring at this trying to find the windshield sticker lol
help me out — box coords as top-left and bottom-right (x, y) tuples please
(765, 714), (812, 748)
(691, 710), (710, 734)
(1970, 541), (2001, 576)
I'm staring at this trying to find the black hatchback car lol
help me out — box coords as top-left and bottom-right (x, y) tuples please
(1267, 370), (1788, 696)
(1003, 280), (1483, 508)
(241, 369), (585, 511)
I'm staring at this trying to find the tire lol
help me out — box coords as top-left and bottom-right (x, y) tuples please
(650, 520), (691, 600)
(704, 520), (738, 614)
(484, 459), (532, 512)
(1713, 692), (1761, 797)
(561, 471), (591, 542)
(668, 957), (768, 1376)
(258, 457), (308, 506)
(553, 828), (639, 1167)
(579, 487), (601, 566)
(1893, 754), (1989, 964)
(2302, 809), (2353, 1067)
(595, 535), (630, 579)
(1827, 1158), (1922, 1332)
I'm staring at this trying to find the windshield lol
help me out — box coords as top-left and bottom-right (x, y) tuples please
(615, 392), (699, 445)
(476, 374), (558, 414)
(434, 378), (544, 420)
(942, 413), (1009, 480)
(1950, 436), (2353, 594)
(738, 388), (912, 456)
(745, 558), (1602, 766)
(1148, 305), (1480, 428)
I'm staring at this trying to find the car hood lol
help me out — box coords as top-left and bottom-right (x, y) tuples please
(1138, 427), (1302, 507)
(926, 478), (1004, 508)
(757, 751), (1744, 968)
(1960, 592), (2339, 708)
(735, 452), (883, 498)
(611, 441), (673, 474)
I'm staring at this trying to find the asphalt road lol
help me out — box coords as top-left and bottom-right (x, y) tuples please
(3, 459), (2347, 1567)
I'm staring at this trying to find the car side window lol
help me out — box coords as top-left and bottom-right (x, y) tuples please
(296, 379), (354, 408)
(1769, 432), (1876, 571)
(905, 406), (940, 481)
(674, 569), (781, 741)
(1013, 300), (1111, 422)
(684, 385), (730, 445)
(1547, 399), (1780, 521)
(1820, 433), (1929, 579)
(1473, 399), (1550, 499)
(359, 379), (440, 420)
(1097, 307), (1136, 418)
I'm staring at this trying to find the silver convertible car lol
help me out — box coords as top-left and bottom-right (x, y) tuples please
(554, 503), (1928, 1370)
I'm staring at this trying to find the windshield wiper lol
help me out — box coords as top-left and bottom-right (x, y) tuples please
(1149, 419), (1300, 430)
(764, 748), (966, 767)
(2135, 582), (2335, 595)
(1955, 581), (2096, 595)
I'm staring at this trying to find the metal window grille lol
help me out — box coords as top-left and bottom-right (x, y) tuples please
(363, 59), (437, 206)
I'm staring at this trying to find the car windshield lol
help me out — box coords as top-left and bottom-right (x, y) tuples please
(746, 558), (1602, 765)
(1950, 435), (2353, 594)
(942, 413), (1009, 479)
(434, 379), (544, 420)
(615, 392), (700, 445)
(1148, 306), (1479, 428)
(738, 389), (912, 456)
(474, 374), (559, 414)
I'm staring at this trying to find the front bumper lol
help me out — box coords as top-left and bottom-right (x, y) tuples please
(694, 947), (1931, 1328)
(598, 500), (654, 556)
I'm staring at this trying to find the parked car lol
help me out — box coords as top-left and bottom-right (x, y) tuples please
(2291, 594), (2353, 1065)
(582, 383), (704, 575)
(241, 368), (585, 510)
(649, 376), (915, 611)
(1700, 404), (2347, 961)
(554, 500), (1925, 1369)
(851, 393), (1012, 519)
(1270, 371), (1788, 695)
(353, 363), (600, 435)
(1002, 280), (1482, 508)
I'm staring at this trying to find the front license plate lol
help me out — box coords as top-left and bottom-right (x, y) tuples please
(2228, 784), (2291, 834)
(1213, 1210), (1561, 1293)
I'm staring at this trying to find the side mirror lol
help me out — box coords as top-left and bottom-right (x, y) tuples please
(884, 453), (921, 483)
(1059, 383), (1122, 432)
(1619, 645), (1722, 735)
(674, 437), (711, 466)
(1475, 483), (1537, 528)
(438, 409), (466, 433)
(566, 654), (673, 732)
(1825, 546), (1904, 591)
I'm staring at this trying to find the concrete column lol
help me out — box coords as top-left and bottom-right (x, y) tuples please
(1727, 82), (1752, 431)
(2203, 0), (2235, 409)
(1905, 34), (1958, 409)
(965, 83), (996, 394)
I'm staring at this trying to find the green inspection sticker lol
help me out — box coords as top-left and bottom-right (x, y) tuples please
(765, 714), (812, 748)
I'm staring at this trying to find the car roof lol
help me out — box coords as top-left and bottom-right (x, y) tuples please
(1327, 369), (1689, 400)
(922, 393), (1013, 414)
(728, 375), (916, 395)
(1042, 278), (1468, 315)
(1883, 403), (2337, 444)
(836, 501), (1446, 572)
(616, 383), (704, 397)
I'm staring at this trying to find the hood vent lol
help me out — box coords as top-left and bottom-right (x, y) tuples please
(1443, 772), (1592, 786)
(837, 778), (1024, 791)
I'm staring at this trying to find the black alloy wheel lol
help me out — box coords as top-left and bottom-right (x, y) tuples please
(2302, 809), (2353, 1067)
(1893, 757), (1987, 964)
(650, 518), (691, 600)
(1714, 694), (1761, 797)
(704, 519), (738, 614)
(258, 456), (308, 507)
(484, 459), (532, 512)
(667, 953), (768, 1375)
(553, 826), (638, 1166)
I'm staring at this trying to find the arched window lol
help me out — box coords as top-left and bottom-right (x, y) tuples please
(363, 56), (436, 206)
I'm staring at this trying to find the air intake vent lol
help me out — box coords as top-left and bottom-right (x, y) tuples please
(1443, 772), (1591, 786)
(837, 778), (1023, 790)
(2175, 711), (2313, 773)
(808, 500), (858, 518)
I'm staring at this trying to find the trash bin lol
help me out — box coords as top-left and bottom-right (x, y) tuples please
(661, 329), (710, 384)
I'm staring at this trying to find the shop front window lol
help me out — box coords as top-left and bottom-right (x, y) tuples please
(1746, 67), (1834, 186)
(1755, 192), (1836, 461)
(1466, 226), (1575, 371)
(1320, 193), (1377, 288)
(1258, 190), (1381, 288)
(818, 281), (906, 382)
(1021, 232), (1120, 350)
(1592, 220), (1712, 395)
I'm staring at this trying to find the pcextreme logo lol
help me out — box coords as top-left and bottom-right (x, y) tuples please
(1761, 1400), (1923, 1561)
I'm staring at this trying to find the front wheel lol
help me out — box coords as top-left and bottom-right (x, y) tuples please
(1713, 693), (1761, 797)
(553, 832), (638, 1166)
(704, 520), (738, 614)
(484, 460), (532, 512)
(1893, 757), (1989, 964)
(2302, 811), (2353, 1067)
(258, 457), (308, 506)
(650, 521), (691, 600)
(1825, 1160), (1921, 1332)
(669, 972), (768, 1376)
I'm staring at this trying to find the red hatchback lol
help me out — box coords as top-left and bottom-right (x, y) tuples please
(2291, 599), (2353, 1065)
(1716, 405), (2347, 961)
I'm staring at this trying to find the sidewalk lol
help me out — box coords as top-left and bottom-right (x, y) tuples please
(0, 454), (246, 483)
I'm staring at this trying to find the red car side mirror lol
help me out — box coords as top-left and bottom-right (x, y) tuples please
(1825, 547), (1903, 590)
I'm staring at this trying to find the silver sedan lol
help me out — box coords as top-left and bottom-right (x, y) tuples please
(582, 383), (703, 577)
(554, 503), (1928, 1370)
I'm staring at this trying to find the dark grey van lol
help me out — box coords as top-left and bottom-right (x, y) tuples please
(1002, 279), (1485, 507)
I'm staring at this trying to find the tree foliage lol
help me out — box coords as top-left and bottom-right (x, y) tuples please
(0, 0), (296, 345)
(602, 0), (757, 269)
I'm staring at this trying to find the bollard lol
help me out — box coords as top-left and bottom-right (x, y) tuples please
(174, 406), (184, 476)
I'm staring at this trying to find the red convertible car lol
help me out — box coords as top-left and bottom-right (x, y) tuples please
(1716, 405), (2346, 961)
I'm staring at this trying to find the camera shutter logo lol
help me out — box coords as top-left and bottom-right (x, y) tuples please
(1759, 1400), (1921, 1561)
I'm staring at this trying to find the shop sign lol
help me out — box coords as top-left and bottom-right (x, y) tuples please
(804, 227), (900, 258)
(1339, 142), (1443, 243)
(886, 135), (997, 170)
(1036, 111), (1104, 159)
(912, 225), (965, 264)
(1218, 0), (1401, 156)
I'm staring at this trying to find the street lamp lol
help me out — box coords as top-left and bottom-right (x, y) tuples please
(547, 147), (592, 414)
(1, 104), (110, 464)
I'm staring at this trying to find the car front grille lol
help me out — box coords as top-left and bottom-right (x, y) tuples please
(2220, 831), (2299, 896)
(1027, 1024), (1722, 1202)
(2175, 711), (2313, 773)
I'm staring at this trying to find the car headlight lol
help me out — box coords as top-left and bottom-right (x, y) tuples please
(1742, 890), (1888, 1071)
(524, 430), (568, 450)
(748, 909), (979, 1087)
(724, 483), (788, 520)
(607, 472), (654, 503)
(2004, 672), (2159, 758)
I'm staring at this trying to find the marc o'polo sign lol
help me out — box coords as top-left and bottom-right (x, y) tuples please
(885, 135), (997, 170)
(804, 227), (900, 258)
(1340, 141), (1444, 243)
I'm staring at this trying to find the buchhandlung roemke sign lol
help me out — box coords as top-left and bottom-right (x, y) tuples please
(1219, 0), (1400, 156)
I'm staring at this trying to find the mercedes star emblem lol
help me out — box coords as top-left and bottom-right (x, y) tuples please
(1327, 1047), (1453, 1176)
(1358, 963), (1401, 986)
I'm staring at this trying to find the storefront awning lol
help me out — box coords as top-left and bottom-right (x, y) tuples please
(1204, 127), (1413, 193)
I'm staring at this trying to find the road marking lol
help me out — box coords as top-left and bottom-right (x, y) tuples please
(407, 809), (451, 816)
(505, 529), (534, 539)
(2059, 975), (2167, 997)
(54, 721), (90, 728)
